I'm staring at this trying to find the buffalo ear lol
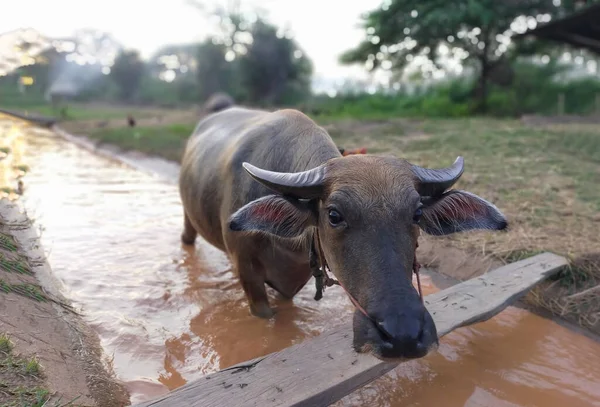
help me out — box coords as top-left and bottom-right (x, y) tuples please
(228, 195), (316, 238)
(419, 190), (508, 236)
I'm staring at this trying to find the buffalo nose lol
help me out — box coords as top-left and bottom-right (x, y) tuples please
(376, 315), (430, 359)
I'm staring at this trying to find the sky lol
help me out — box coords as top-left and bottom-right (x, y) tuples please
(3, 0), (382, 82)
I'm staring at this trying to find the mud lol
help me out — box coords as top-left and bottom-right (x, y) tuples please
(0, 198), (129, 406)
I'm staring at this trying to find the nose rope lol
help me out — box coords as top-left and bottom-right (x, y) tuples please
(310, 231), (424, 322)
(413, 240), (424, 304)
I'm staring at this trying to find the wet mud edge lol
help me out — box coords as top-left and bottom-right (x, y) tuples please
(0, 199), (130, 406)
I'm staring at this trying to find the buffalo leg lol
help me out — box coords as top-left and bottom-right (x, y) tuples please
(181, 211), (197, 245)
(235, 256), (275, 319)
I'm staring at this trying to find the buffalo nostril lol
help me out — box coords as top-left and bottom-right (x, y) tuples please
(377, 317), (423, 346)
(376, 321), (394, 341)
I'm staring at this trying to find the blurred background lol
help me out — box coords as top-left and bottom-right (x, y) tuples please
(2, 0), (600, 118)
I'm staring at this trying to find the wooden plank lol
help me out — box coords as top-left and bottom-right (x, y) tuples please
(135, 252), (568, 407)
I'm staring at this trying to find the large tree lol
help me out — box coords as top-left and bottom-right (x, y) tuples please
(188, 1), (313, 104)
(238, 19), (313, 105)
(110, 49), (145, 102)
(340, 0), (590, 112)
(196, 39), (237, 100)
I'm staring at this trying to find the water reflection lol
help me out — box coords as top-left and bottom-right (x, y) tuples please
(2, 114), (599, 407)
(0, 118), (28, 199)
(338, 306), (600, 406)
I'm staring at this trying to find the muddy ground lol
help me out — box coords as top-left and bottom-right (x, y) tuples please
(0, 199), (129, 406)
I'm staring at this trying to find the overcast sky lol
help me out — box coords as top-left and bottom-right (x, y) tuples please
(4, 0), (382, 80)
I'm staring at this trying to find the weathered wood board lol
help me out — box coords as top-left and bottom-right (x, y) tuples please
(135, 252), (568, 407)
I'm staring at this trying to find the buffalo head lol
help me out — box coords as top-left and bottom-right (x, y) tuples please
(228, 155), (507, 361)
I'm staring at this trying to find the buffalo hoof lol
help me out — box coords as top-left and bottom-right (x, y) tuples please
(251, 304), (276, 319)
(181, 233), (196, 245)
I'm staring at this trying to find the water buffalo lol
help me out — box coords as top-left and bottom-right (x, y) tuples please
(179, 96), (508, 360)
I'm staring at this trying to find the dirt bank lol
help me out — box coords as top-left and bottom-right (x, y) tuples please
(0, 199), (129, 406)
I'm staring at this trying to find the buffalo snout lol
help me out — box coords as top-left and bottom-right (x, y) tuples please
(353, 293), (438, 360)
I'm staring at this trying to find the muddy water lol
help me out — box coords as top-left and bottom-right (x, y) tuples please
(2, 115), (600, 407)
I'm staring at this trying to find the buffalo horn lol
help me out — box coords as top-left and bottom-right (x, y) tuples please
(412, 156), (464, 197)
(242, 162), (325, 199)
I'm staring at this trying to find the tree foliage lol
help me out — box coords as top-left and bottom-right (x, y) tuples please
(110, 49), (145, 101)
(340, 0), (594, 111)
(238, 19), (313, 105)
(193, 8), (314, 105)
(196, 40), (237, 101)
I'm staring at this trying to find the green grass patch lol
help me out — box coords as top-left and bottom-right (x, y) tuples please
(0, 280), (48, 302)
(0, 101), (160, 122)
(0, 234), (18, 253)
(24, 356), (41, 376)
(0, 333), (85, 407)
(1, 386), (49, 407)
(87, 123), (196, 162)
(0, 334), (13, 354)
(1, 328), (85, 406)
(0, 256), (33, 276)
(0, 382), (84, 407)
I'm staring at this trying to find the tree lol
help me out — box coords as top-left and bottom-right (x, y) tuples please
(340, 0), (590, 112)
(188, 1), (313, 105)
(238, 19), (313, 105)
(196, 40), (237, 100)
(110, 49), (145, 102)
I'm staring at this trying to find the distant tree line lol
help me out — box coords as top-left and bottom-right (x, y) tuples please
(340, 0), (600, 113)
(2, 1), (600, 117)
(0, 12), (313, 108)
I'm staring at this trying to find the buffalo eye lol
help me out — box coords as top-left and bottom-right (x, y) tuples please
(413, 207), (423, 224)
(328, 209), (343, 226)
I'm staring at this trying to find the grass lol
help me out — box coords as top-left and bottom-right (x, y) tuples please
(0, 333), (83, 407)
(87, 123), (196, 162)
(24, 357), (41, 376)
(0, 280), (48, 302)
(1, 102), (158, 122)
(0, 256), (33, 276)
(0, 234), (18, 253)
(0, 333), (44, 406)
(0, 335), (13, 354)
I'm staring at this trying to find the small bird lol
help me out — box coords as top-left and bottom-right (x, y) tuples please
(127, 114), (136, 127)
